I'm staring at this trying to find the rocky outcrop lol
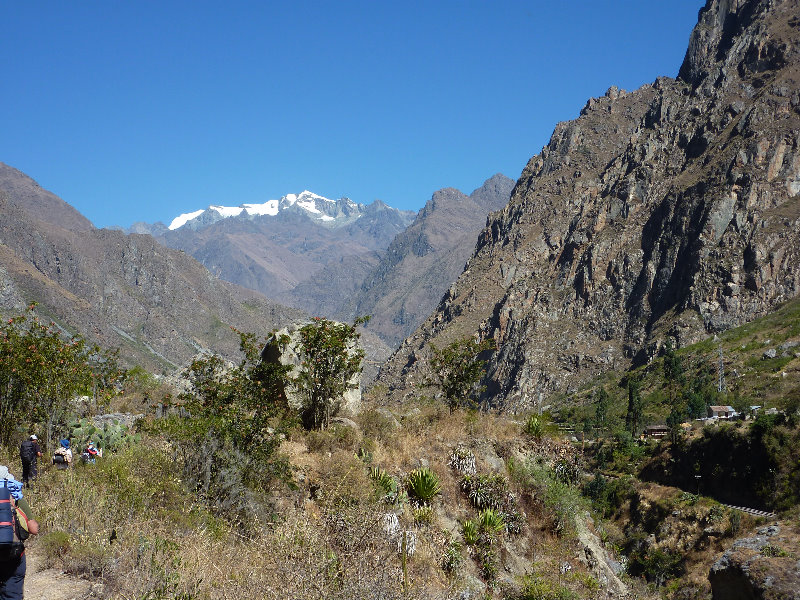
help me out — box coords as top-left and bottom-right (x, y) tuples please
(710, 524), (800, 600)
(377, 0), (800, 408)
(261, 323), (363, 416)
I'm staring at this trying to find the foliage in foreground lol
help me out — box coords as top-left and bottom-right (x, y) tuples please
(29, 437), (461, 600)
(0, 306), (124, 446)
(148, 330), (293, 517)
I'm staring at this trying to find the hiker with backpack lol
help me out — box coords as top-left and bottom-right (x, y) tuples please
(53, 439), (73, 470)
(18, 435), (42, 485)
(80, 442), (101, 464)
(0, 465), (39, 600)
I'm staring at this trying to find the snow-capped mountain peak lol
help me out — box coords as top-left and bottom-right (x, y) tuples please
(167, 191), (343, 231)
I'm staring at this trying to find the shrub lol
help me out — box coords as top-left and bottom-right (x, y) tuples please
(460, 473), (510, 510)
(627, 548), (683, 586)
(38, 530), (71, 565)
(406, 467), (441, 505)
(318, 450), (374, 507)
(461, 520), (478, 545)
(306, 424), (359, 453)
(413, 505), (434, 525)
(428, 337), (496, 412)
(448, 445), (477, 475)
(524, 415), (547, 440)
(358, 408), (396, 441)
(477, 508), (505, 535)
(442, 540), (463, 574)
(516, 574), (576, 600)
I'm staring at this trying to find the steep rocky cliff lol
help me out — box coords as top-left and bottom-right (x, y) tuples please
(377, 0), (800, 408)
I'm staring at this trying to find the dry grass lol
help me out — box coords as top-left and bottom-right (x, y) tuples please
(7, 402), (702, 599)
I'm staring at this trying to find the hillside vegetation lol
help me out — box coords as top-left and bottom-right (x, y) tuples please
(3, 303), (799, 599)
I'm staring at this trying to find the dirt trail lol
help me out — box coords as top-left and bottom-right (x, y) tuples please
(23, 553), (95, 600)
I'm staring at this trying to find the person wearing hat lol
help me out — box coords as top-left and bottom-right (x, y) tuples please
(18, 435), (42, 485)
(0, 465), (40, 600)
(53, 439), (73, 470)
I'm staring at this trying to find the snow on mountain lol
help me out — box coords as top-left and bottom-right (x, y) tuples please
(167, 191), (348, 231)
(169, 209), (205, 230)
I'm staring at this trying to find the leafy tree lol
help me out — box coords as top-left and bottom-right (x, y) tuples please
(293, 317), (367, 430)
(666, 403), (686, 444)
(0, 307), (123, 445)
(625, 376), (644, 437)
(685, 389), (706, 420)
(594, 387), (610, 432)
(662, 340), (685, 385)
(428, 336), (496, 412)
(155, 329), (292, 516)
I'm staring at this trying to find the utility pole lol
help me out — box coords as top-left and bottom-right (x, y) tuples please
(718, 345), (726, 393)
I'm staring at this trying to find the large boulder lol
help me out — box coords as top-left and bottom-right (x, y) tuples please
(709, 524), (800, 600)
(261, 323), (363, 418)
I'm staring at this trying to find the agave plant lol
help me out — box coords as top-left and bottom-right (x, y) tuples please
(406, 467), (441, 505)
(370, 467), (402, 503)
(477, 508), (505, 535)
(448, 445), (476, 475)
(460, 473), (509, 510)
(461, 519), (478, 545)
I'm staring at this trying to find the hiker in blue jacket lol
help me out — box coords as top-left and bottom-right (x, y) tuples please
(0, 465), (39, 600)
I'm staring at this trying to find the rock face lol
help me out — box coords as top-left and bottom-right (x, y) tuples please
(261, 323), (362, 417)
(709, 524), (800, 600)
(377, 0), (800, 408)
(0, 164), (304, 372)
(341, 174), (515, 350)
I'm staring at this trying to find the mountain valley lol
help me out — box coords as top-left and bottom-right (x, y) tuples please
(1, 1), (800, 599)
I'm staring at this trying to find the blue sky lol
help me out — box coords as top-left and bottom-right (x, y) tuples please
(2, 1), (702, 228)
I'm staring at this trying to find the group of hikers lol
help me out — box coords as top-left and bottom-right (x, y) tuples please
(1, 434), (104, 598)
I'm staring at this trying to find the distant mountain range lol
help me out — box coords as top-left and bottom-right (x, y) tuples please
(0, 161), (514, 378)
(0, 162), (304, 372)
(128, 175), (514, 366)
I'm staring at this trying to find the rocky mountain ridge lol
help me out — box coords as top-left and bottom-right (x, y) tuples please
(130, 190), (415, 235)
(377, 0), (800, 409)
(137, 173), (513, 368)
(341, 174), (515, 350)
(0, 162), (304, 372)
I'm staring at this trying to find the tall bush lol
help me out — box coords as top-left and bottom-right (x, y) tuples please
(293, 317), (366, 430)
(0, 306), (123, 445)
(151, 329), (292, 517)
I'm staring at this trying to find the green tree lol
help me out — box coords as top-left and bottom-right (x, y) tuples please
(156, 329), (292, 516)
(625, 376), (644, 437)
(662, 340), (684, 385)
(0, 307), (122, 445)
(594, 387), (610, 433)
(685, 388), (706, 420)
(428, 336), (496, 412)
(293, 317), (366, 430)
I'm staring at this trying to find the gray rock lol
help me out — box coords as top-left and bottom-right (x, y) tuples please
(261, 324), (363, 416)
